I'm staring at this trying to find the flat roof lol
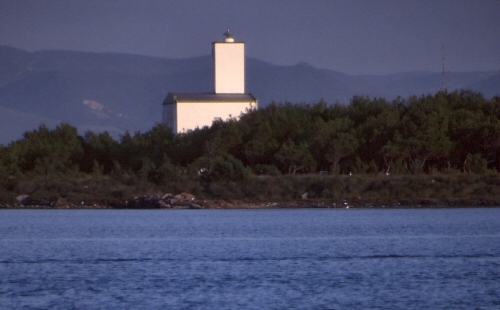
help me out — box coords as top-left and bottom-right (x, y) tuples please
(163, 93), (257, 104)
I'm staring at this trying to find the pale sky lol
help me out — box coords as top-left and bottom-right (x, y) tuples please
(1, 0), (499, 75)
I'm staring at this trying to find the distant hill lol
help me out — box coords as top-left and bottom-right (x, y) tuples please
(1, 45), (499, 144)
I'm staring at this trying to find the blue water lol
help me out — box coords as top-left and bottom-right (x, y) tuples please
(1, 209), (499, 309)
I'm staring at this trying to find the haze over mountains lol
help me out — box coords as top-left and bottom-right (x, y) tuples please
(1, 45), (499, 145)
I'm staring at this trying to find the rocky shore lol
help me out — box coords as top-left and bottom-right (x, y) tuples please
(2, 191), (498, 210)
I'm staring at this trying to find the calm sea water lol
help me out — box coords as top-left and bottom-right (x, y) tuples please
(1, 208), (499, 309)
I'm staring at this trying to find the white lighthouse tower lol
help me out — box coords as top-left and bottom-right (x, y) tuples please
(213, 29), (245, 94)
(162, 30), (257, 134)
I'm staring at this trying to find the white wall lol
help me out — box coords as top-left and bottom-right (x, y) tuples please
(214, 43), (245, 94)
(176, 101), (255, 133)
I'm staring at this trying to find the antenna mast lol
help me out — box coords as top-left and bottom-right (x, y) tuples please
(441, 43), (446, 92)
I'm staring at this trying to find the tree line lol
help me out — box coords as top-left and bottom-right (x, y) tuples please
(1, 90), (500, 184)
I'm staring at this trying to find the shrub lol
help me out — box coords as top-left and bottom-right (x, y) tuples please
(207, 155), (250, 182)
(253, 164), (281, 176)
(147, 156), (181, 185)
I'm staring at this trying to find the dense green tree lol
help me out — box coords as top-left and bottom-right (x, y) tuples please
(242, 121), (279, 166)
(1, 91), (499, 181)
(7, 123), (83, 175)
(274, 139), (316, 174)
(398, 95), (453, 173)
(206, 154), (249, 182)
(205, 118), (243, 158)
(81, 131), (120, 174)
(313, 118), (358, 174)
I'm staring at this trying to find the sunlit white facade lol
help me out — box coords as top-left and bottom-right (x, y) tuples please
(162, 30), (257, 133)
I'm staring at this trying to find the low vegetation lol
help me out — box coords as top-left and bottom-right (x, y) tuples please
(1, 90), (500, 207)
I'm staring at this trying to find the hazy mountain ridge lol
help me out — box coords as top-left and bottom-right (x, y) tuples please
(1, 45), (498, 144)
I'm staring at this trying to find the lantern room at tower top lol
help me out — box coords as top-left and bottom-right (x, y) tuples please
(162, 30), (258, 134)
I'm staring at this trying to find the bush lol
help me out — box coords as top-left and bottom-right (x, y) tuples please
(253, 164), (281, 176)
(207, 155), (250, 182)
(147, 157), (181, 185)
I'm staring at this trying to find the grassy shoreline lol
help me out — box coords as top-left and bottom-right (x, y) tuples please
(1, 174), (500, 209)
